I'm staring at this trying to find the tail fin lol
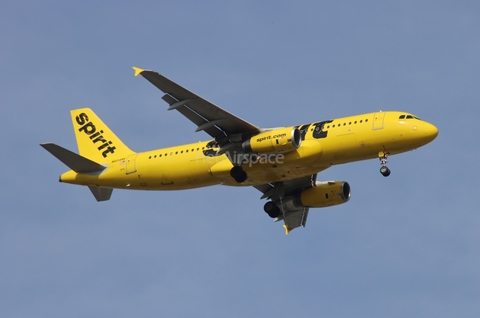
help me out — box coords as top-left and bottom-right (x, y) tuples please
(71, 108), (135, 162)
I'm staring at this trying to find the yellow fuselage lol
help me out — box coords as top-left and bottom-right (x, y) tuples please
(60, 111), (438, 190)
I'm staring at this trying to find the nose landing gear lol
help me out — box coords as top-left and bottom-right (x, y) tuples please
(379, 151), (391, 177)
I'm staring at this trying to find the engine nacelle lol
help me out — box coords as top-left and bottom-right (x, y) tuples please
(242, 127), (301, 154)
(293, 181), (351, 208)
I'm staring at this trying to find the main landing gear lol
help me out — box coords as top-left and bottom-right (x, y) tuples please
(264, 201), (281, 218)
(378, 151), (391, 177)
(230, 166), (247, 183)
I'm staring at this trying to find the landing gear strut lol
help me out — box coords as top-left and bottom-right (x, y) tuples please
(264, 201), (281, 218)
(378, 151), (391, 177)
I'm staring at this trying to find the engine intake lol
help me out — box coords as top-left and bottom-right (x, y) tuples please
(242, 127), (301, 154)
(293, 181), (351, 208)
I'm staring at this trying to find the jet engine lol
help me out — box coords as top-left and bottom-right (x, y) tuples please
(242, 127), (301, 154)
(293, 181), (351, 208)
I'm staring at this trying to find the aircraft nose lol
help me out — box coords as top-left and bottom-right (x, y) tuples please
(423, 122), (439, 142)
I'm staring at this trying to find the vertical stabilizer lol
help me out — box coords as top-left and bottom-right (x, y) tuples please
(71, 108), (135, 162)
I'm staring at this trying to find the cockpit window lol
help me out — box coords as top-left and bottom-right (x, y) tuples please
(399, 114), (422, 120)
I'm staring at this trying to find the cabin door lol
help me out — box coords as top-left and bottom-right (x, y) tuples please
(372, 112), (385, 130)
(126, 154), (137, 174)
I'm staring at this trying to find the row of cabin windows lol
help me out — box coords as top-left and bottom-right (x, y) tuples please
(325, 118), (368, 129)
(399, 114), (421, 120)
(149, 117), (373, 159)
(148, 146), (207, 159)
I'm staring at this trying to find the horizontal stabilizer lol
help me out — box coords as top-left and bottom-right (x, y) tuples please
(40, 143), (106, 173)
(88, 186), (113, 201)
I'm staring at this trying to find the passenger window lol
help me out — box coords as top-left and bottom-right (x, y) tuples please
(366, 119), (368, 122)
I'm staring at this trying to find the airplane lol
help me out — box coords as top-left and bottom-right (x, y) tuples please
(41, 67), (438, 234)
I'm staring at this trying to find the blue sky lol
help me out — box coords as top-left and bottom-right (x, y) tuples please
(1, 1), (479, 317)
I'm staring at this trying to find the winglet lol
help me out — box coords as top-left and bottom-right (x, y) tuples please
(283, 225), (291, 235)
(132, 66), (144, 77)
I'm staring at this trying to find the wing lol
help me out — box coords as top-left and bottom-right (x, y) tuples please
(255, 174), (317, 235)
(133, 67), (261, 144)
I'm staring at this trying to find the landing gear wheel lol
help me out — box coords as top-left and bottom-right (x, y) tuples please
(380, 166), (391, 177)
(264, 201), (280, 218)
(230, 166), (247, 183)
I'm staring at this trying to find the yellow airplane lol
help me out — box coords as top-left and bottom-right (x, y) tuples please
(41, 67), (438, 234)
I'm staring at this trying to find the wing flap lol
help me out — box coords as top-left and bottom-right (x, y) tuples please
(277, 207), (310, 235)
